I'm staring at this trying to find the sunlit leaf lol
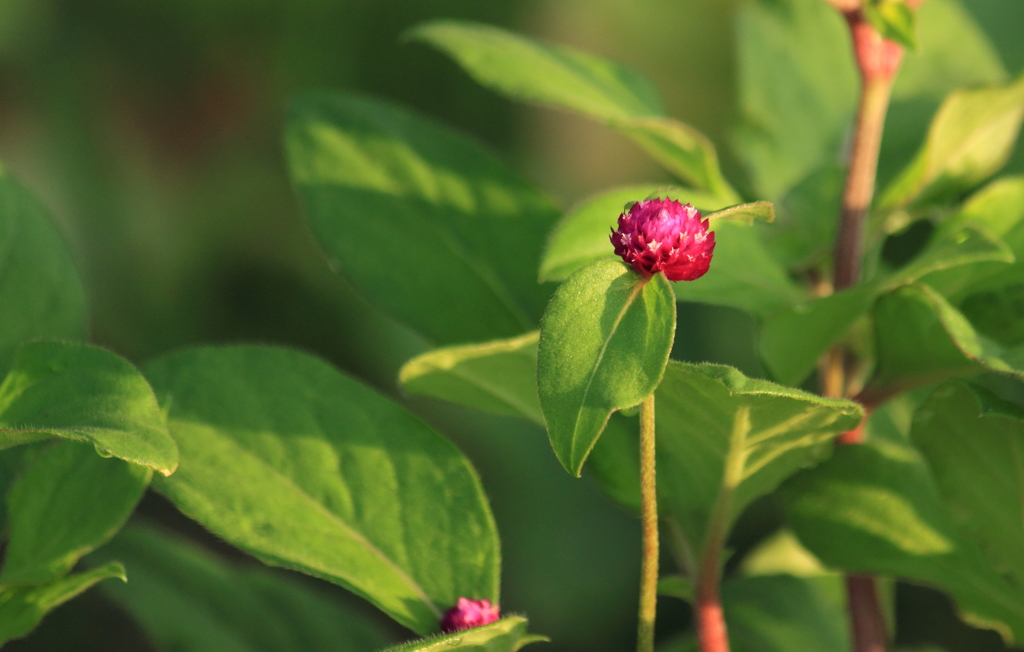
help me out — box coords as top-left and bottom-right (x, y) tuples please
(382, 616), (546, 652)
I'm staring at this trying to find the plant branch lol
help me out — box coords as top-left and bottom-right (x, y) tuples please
(846, 575), (889, 652)
(637, 393), (659, 652)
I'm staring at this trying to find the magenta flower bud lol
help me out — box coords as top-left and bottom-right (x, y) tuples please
(610, 198), (716, 282)
(440, 598), (501, 633)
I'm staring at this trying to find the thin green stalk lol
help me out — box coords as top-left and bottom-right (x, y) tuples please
(637, 393), (658, 652)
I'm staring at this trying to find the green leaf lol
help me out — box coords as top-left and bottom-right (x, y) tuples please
(382, 616), (545, 652)
(0, 172), (86, 377)
(782, 433), (1024, 642)
(400, 331), (542, 424)
(865, 1), (919, 50)
(879, 76), (1024, 209)
(285, 92), (559, 346)
(859, 284), (1024, 405)
(657, 575), (694, 602)
(145, 345), (499, 635)
(538, 185), (728, 284)
(922, 175), (1024, 301)
(654, 362), (863, 559)
(0, 341), (177, 475)
(407, 21), (738, 201)
(537, 261), (675, 476)
(674, 222), (804, 318)
(0, 441), (149, 585)
(0, 562), (125, 646)
(912, 382), (1024, 590)
(760, 227), (1013, 386)
(89, 523), (391, 652)
(757, 164), (844, 270)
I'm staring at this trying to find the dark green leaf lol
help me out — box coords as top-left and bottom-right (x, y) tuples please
(757, 164), (844, 269)
(0, 562), (125, 646)
(654, 362), (863, 558)
(865, 1), (918, 50)
(0, 173), (86, 377)
(537, 261), (675, 476)
(657, 575), (693, 602)
(89, 523), (391, 652)
(285, 92), (559, 345)
(782, 429), (1024, 643)
(859, 284), (1024, 405)
(407, 21), (738, 200)
(538, 185), (727, 284)
(382, 616), (545, 652)
(0, 441), (149, 585)
(0, 341), (177, 475)
(912, 382), (1024, 589)
(760, 227), (1013, 386)
(145, 345), (499, 635)
(400, 332), (542, 424)
(879, 76), (1024, 209)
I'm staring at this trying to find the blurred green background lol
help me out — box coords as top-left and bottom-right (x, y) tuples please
(1, 0), (1022, 650)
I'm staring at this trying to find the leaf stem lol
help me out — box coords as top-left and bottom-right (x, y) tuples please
(826, 6), (910, 652)
(637, 393), (659, 652)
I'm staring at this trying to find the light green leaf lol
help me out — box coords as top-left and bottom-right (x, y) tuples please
(400, 331), (542, 424)
(0, 441), (149, 585)
(89, 523), (391, 652)
(865, 1), (918, 50)
(0, 341), (177, 475)
(382, 616), (545, 652)
(537, 261), (675, 476)
(407, 21), (738, 201)
(0, 562), (125, 646)
(707, 202), (775, 226)
(539, 185), (727, 284)
(782, 431), (1024, 643)
(760, 227), (1013, 386)
(0, 172), (86, 378)
(912, 382), (1024, 590)
(879, 76), (1024, 209)
(654, 362), (862, 559)
(657, 575), (693, 602)
(859, 284), (1024, 405)
(285, 92), (559, 346)
(145, 345), (499, 635)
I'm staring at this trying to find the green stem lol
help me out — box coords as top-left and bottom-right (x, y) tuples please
(637, 393), (658, 652)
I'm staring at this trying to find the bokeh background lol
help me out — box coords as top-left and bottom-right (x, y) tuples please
(1, 0), (1022, 650)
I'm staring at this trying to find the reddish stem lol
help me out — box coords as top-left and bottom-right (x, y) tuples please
(846, 575), (889, 652)
(696, 584), (730, 652)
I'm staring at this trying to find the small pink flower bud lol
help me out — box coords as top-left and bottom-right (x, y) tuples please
(439, 597), (501, 633)
(610, 198), (716, 282)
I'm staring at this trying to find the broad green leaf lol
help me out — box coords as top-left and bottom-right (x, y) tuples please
(878, 76), (1024, 209)
(0, 341), (177, 475)
(912, 382), (1024, 590)
(922, 175), (1024, 301)
(960, 283), (1024, 348)
(537, 261), (675, 476)
(760, 227), (1013, 386)
(858, 284), (1024, 405)
(407, 21), (738, 201)
(285, 92), (559, 346)
(0, 441), (149, 585)
(757, 164), (844, 269)
(732, 0), (856, 200)
(145, 345), (499, 635)
(89, 523), (390, 652)
(673, 222), (804, 318)
(539, 185), (727, 284)
(0, 172), (86, 377)
(382, 616), (545, 652)
(782, 434), (1024, 642)
(0, 562), (125, 646)
(654, 362), (862, 558)
(865, 1), (918, 50)
(400, 332), (542, 424)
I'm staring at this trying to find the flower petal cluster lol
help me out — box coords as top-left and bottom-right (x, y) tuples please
(440, 597), (501, 633)
(610, 198), (715, 281)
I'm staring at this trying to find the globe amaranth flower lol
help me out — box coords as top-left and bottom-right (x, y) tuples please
(440, 598), (501, 633)
(610, 198), (715, 282)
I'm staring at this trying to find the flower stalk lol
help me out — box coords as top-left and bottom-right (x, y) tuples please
(637, 392), (659, 652)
